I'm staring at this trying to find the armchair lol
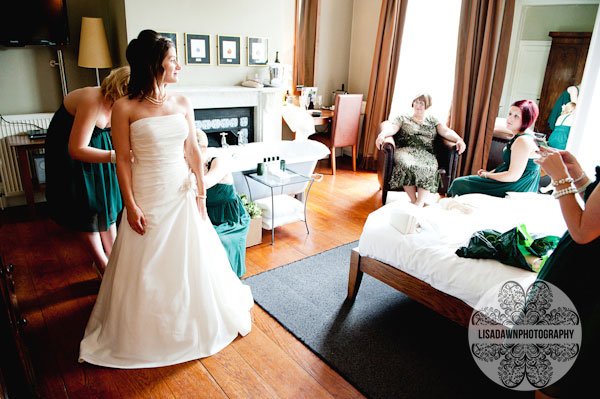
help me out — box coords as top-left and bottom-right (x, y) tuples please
(377, 132), (460, 205)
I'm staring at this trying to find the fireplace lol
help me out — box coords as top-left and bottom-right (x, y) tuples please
(194, 107), (254, 147)
(173, 86), (283, 142)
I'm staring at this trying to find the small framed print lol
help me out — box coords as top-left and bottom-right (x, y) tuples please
(185, 33), (210, 65)
(157, 31), (178, 59)
(247, 37), (268, 66)
(217, 35), (241, 66)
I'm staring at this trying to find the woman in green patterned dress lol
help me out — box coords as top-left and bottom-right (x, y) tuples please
(196, 129), (250, 278)
(375, 93), (466, 206)
(45, 67), (130, 275)
(448, 100), (540, 197)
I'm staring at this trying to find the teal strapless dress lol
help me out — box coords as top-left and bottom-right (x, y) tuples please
(448, 133), (540, 197)
(547, 114), (573, 150)
(44, 104), (122, 232)
(206, 161), (251, 278)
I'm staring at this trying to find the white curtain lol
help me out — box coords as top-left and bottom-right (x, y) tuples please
(568, 12), (600, 176)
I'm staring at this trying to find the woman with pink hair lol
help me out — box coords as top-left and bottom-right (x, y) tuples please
(448, 100), (541, 197)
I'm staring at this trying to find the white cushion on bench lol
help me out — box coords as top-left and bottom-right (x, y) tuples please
(255, 195), (305, 230)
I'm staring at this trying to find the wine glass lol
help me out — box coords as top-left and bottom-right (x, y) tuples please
(314, 95), (322, 110)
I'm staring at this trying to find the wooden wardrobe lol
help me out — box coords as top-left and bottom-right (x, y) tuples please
(536, 32), (591, 135)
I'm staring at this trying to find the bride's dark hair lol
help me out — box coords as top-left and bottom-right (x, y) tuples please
(126, 30), (174, 100)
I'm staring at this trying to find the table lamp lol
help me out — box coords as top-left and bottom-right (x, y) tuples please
(78, 17), (112, 86)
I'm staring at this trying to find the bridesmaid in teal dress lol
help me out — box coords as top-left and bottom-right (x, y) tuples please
(448, 100), (541, 197)
(533, 149), (600, 397)
(45, 67), (129, 274)
(547, 102), (575, 150)
(196, 130), (250, 278)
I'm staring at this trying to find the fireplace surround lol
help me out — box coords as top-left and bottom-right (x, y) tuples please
(173, 86), (284, 142)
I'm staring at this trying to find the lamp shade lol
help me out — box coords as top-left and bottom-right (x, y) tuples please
(78, 17), (112, 69)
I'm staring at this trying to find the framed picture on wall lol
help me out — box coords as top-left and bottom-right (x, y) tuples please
(185, 33), (210, 65)
(157, 31), (178, 59)
(217, 35), (241, 66)
(247, 37), (268, 66)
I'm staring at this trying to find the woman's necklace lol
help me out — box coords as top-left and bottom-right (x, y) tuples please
(411, 115), (425, 124)
(144, 93), (166, 106)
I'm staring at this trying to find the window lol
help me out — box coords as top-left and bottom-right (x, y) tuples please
(389, 0), (462, 121)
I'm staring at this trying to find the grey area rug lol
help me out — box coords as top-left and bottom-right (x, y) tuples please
(244, 242), (532, 399)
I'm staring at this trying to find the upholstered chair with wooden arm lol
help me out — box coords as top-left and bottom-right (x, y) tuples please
(309, 94), (363, 175)
(377, 125), (460, 205)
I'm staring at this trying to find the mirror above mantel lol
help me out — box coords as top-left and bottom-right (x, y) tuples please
(498, 0), (598, 136)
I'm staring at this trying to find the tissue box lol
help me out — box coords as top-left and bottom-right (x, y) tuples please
(246, 216), (263, 247)
(390, 209), (418, 234)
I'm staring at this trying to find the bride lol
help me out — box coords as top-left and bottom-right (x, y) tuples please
(79, 30), (253, 369)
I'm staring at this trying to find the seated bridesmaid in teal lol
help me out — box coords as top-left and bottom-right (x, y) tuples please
(196, 130), (250, 278)
(448, 100), (541, 197)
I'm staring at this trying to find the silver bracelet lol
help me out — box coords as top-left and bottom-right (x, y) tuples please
(576, 180), (592, 194)
(551, 176), (574, 186)
(553, 186), (577, 199)
(110, 150), (117, 164)
(573, 172), (586, 184)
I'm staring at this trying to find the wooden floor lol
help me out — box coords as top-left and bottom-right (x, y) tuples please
(0, 157), (382, 399)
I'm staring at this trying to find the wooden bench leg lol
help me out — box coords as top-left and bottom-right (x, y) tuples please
(347, 248), (363, 299)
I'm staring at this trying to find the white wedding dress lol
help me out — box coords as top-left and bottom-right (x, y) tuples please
(79, 114), (253, 369)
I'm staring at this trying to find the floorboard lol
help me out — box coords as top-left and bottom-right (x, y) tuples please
(0, 157), (380, 398)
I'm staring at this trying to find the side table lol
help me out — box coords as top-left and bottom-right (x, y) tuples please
(243, 169), (314, 245)
(7, 135), (45, 218)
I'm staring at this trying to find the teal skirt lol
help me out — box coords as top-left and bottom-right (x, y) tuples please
(45, 105), (123, 232)
(206, 183), (250, 278)
(448, 162), (540, 197)
(548, 125), (570, 150)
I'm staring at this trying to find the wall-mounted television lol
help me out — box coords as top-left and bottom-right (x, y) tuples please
(1, 0), (70, 47)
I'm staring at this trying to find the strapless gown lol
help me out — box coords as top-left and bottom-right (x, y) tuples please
(79, 114), (253, 369)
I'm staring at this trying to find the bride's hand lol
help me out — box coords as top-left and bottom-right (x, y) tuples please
(197, 198), (208, 221)
(126, 203), (147, 235)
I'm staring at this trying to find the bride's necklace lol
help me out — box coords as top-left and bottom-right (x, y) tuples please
(144, 93), (167, 106)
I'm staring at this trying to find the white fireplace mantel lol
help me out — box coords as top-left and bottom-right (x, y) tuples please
(172, 86), (284, 142)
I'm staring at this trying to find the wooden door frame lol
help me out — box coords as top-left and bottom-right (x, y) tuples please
(499, 0), (599, 116)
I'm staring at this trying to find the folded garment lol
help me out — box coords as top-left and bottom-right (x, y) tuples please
(455, 224), (560, 273)
(438, 197), (474, 214)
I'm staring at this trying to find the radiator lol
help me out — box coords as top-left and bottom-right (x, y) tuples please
(0, 113), (53, 198)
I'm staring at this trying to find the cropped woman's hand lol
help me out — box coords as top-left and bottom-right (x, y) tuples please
(456, 139), (466, 154)
(557, 150), (584, 180)
(197, 198), (208, 221)
(375, 134), (385, 150)
(126, 203), (147, 235)
(477, 169), (488, 178)
(535, 148), (569, 181)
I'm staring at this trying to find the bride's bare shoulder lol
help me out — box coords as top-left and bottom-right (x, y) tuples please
(114, 96), (140, 110)
(170, 92), (191, 107)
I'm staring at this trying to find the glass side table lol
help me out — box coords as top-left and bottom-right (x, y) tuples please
(243, 169), (314, 245)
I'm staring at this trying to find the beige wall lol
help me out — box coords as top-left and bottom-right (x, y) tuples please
(0, 0), (125, 115)
(0, 0), (294, 115)
(522, 4), (597, 40)
(348, 0), (382, 99)
(315, 0), (354, 106)
(1, 0), (379, 115)
(122, 0), (295, 88)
